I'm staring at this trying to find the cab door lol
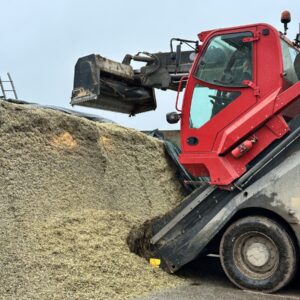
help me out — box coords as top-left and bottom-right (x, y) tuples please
(181, 29), (257, 154)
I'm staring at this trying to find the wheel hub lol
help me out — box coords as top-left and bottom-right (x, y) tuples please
(245, 242), (270, 267)
(233, 232), (279, 279)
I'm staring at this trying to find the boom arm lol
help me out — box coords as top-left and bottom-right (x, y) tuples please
(71, 47), (196, 116)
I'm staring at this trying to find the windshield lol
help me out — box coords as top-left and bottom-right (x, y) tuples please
(194, 32), (253, 87)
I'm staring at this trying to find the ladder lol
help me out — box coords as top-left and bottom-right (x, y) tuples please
(0, 72), (18, 100)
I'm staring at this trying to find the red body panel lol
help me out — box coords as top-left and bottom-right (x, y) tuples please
(179, 23), (300, 187)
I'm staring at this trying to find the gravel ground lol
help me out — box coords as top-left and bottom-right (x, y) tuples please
(0, 101), (185, 300)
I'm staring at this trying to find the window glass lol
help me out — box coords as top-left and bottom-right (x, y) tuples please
(190, 84), (240, 129)
(281, 40), (299, 83)
(195, 32), (253, 87)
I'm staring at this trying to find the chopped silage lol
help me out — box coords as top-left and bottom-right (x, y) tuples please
(0, 101), (185, 299)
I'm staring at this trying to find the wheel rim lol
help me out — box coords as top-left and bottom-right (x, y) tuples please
(233, 232), (279, 280)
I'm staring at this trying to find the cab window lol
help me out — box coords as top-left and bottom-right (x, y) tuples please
(190, 84), (240, 129)
(281, 39), (299, 84)
(194, 32), (253, 87)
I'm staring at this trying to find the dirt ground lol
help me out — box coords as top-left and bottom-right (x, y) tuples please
(0, 101), (186, 300)
(135, 256), (300, 300)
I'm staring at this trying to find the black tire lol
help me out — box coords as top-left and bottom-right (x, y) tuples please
(220, 216), (297, 293)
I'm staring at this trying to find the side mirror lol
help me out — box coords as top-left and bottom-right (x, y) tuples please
(166, 112), (181, 124)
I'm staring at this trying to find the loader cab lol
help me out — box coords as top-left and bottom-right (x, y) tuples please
(179, 24), (289, 185)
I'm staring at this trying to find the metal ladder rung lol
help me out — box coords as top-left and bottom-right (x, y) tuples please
(0, 72), (18, 100)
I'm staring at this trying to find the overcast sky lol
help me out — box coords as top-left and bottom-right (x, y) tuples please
(1, 0), (300, 130)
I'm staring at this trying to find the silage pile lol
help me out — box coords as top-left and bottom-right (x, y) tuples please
(0, 100), (185, 300)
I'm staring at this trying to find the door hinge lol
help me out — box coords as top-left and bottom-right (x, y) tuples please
(242, 80), (260, 97)
(243, 32), (261, 43)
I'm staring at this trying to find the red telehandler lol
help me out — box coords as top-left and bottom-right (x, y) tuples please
(71, 12), (300, 293)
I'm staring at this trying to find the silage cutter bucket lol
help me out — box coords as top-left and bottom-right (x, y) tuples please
(71, 54), (157, 116)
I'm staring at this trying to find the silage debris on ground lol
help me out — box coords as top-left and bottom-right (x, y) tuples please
(0, 100), (185, 300)
(23, 210), (182, 300)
